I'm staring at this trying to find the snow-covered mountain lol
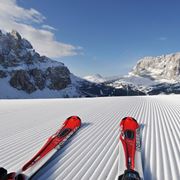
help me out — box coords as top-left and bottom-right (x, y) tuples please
(2, 29), (180, 98)
(97, 53), (180, 95)
(0, 30), (143, 98)
(84, 74), (106, 83)
(131, 52), (180, 83)
(0, 30), (80, 98)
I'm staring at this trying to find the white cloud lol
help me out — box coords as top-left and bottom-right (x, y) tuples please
(159, 37), (167, 41)
(0, 0), (81, 58)
(42, 25), (57, 31)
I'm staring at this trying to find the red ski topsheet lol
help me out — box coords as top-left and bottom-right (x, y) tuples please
(120, 117), (139, 170)
(22, 116), (81, 172)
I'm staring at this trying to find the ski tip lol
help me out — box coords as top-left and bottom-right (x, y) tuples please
(67, 115), (81, 120)
(121, 116), (138, 123)
(65, 116), (82, 127)
(120, 117), (139, 130)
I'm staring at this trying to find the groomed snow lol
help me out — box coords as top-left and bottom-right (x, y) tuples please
(0, 96), (179, 180)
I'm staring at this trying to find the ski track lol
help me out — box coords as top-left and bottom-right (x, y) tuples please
(0, 96), (180, 180)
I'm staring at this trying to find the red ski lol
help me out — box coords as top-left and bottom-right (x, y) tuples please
(0, 116), (81, 180)
(118, 117), (143, 180)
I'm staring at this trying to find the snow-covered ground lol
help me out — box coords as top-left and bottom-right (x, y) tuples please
(0, 96), (179, 180)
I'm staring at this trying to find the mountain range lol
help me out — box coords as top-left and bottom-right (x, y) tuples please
(84, 53), (180, 95)
(1, 30), (180, 98)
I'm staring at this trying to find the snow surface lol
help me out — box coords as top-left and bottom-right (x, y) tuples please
(0, 96), (179, 180)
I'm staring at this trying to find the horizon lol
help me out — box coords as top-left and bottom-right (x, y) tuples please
(0, 0), (180, 77)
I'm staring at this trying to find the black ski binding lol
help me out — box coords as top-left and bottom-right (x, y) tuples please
(118, 169), (141, 180)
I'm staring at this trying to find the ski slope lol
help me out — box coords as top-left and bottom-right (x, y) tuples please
(0, 96), (179, 180)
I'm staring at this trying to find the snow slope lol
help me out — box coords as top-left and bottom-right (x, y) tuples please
(0, 96), (179, 180)
(83, 74), (106, 83)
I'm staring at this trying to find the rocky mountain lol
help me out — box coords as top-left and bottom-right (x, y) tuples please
(0, 30), (75, 97)
(130, 53), (180, 82)
(129, 53), (180, 94)
(0, 30), (143, 98)
(85, 53), (180, 95)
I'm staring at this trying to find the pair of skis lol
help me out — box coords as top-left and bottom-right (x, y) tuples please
(0, 116), (81, 180)
(118, 117), (143, 180)
(0, 115), (143, 180)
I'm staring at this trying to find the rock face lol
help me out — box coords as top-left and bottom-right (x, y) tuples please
(46, 67), (71, 90)
(0, 70), (7, 78)
(10, 70), (36, 93)
(131, 53), (180, 81)
(0, 30), (71, 94)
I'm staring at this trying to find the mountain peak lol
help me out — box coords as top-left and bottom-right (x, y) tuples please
(130, 52), (180, 82)
(10, 29), (22, 40)
(0, 30), (72, 95)
(93, 74), (104, 79)
(83, 74), (106, 83)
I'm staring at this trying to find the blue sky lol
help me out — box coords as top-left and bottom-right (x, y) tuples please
(4, 0), (180, 77)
